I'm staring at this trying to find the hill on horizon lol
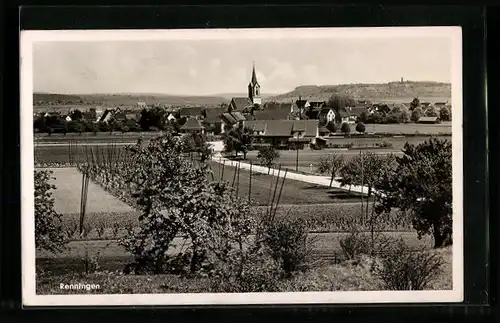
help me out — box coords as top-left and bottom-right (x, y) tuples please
(33, 81), (452, 110)
(266, 81), (452, 103)
(33, 92), (230, 108)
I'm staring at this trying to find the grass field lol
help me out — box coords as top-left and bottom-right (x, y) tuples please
(350, 122), (451, 135)
(207, 162), (364, 205)
(36, 231), (434, 274)
(34, 134), (450, 166)
(44, 168), (134, 214)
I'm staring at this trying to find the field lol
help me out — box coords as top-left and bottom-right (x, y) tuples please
(351, 122), (451, 135)
(45, 168), (134, 214)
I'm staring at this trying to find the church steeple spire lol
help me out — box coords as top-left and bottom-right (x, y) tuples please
(251, 62), (258, 85)
(248, 62), (261, 105)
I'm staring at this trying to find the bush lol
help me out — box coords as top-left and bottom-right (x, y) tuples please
(262, 217), (314, 276)
(372, 239), (444, 290)
(355, 122), (366, 133)
(210, 249), (283, 293)
(340, 122), (351, 135)
(35, 170), (67, 253)
(375, 140), (393, 148)
(339, 228), (371, 260)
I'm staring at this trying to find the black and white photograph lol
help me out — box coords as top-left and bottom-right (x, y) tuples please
(21, 27), (463, 306)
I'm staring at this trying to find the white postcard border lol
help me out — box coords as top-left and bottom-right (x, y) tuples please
(21, 27), (464, 306)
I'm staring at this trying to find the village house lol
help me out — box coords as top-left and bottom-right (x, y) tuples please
(137, 102), (147, 109)
(347, 104), (371, 119)
(166, 113), (177, 122)
(180, 116), (205, 134)
(179, 107), (205, 120)
(251, 101), (299, 121)
(337, 109), (354, 124)
(227, 97), (254, 113)
(244, 119), (319, 148)
(221, 111), (246, 133)
(304, 101), (326, 119)
(203, 107), (225, 135)
(318, 107), (336, 125)
(99, 109), (114, 123)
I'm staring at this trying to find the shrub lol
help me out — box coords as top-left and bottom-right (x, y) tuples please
(63, 217), (79, 240)
(375, 140), (393, 148)
(372, 239), (444, 290)
(257, 145), (280, 173)
(210, 248), (283, 293)
(35, 170), (67, 253)
(340, 122), (351, 135)
(355, 122), (366, 133)
(262, 217), (314, 276)
(326, 121), (337, 133)
(339, 228), (371, 260)
(81, 247), (102, 275)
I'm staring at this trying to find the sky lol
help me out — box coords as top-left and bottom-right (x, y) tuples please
(32, 35), (452, 96)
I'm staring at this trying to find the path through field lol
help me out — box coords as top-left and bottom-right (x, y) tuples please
(212, 152), (375, 196)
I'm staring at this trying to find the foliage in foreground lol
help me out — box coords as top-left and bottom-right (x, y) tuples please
(372, 238), (445, 290)
(118, 133), (256, 275)
(35, 170), (67, 253)
(376, 137), (453, 248)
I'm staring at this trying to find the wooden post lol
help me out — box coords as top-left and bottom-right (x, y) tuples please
(221, 161), (226, 181)
(249, 160), (253, 203)
(272, 168), (288, 220)
(236, 161), (241, 197)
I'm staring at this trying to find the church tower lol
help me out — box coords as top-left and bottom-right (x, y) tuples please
(248, 63), (262, 105)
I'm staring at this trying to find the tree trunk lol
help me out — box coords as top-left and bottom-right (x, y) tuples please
(432, 222), (448, 248)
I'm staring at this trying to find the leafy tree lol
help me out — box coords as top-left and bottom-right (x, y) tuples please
(339, 152), (396, 218)
(124, 119), (138, 132)
(340, 122), (351, 135)
(182, 132), (213, 162)
(257, 146), (280, 174)
(327, 94), (356, 113)
(85, 121), (98, 134)
(375, 138), (452, 248)
(358, 111), (369, 123)
(35, 170), (67, 253)
(410, 97), (420, 110)
(97, 121), (110, 132)
(326, 121), (337, 133)
(223, 126), (254, 159)
(315, 153), (345, 187)
(389, 105), (411, 123)
(411, 107), (424, 123)
(425, 106), (439, 117)
(355, 122), (366, 133)
(69, 109), (83, 121)
(67, 120), (84, 133)
(439, 106), (452, 121)
(33, 115), (47, 132)
(119, 134), (255, 275)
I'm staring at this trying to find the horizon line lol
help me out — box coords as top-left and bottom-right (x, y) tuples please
(33, 80), (452, 97)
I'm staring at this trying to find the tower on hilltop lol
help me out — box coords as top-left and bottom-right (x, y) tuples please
(248, 63), (262, 105)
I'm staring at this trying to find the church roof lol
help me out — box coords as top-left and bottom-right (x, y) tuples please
(230, 97), (253, 111)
